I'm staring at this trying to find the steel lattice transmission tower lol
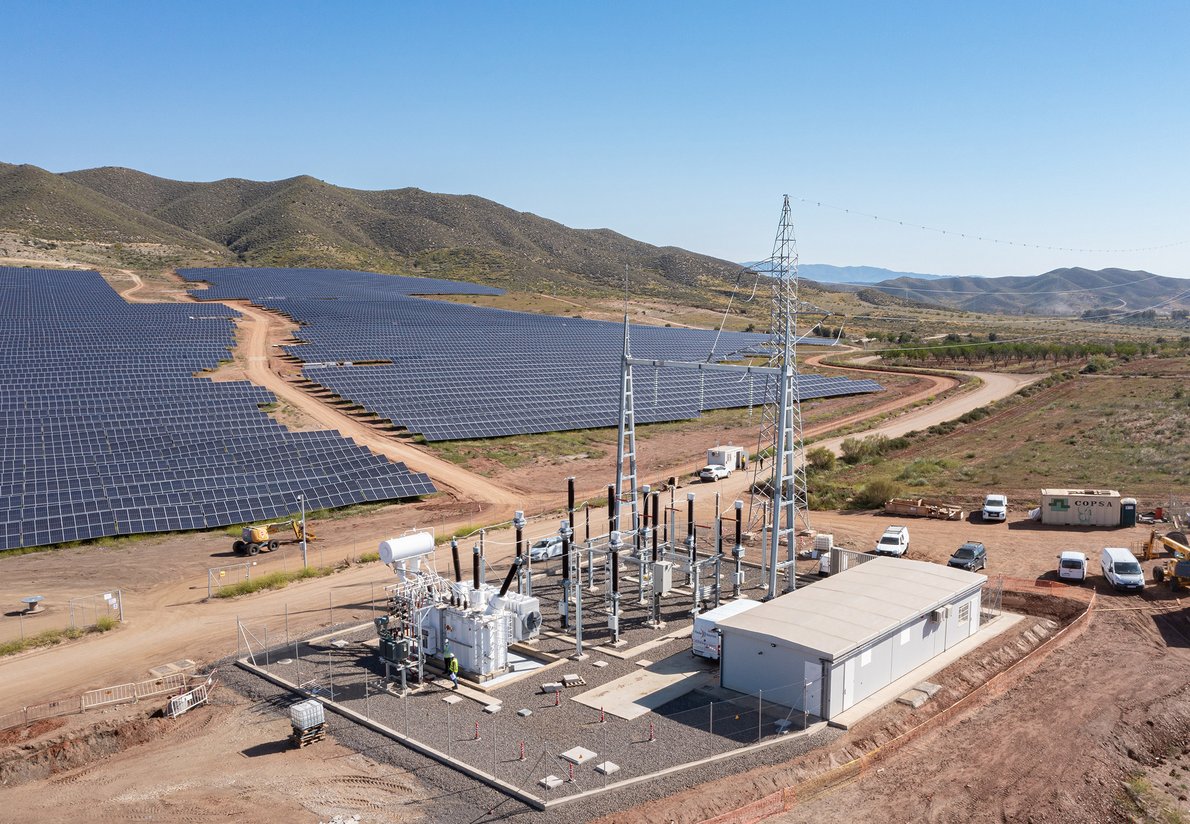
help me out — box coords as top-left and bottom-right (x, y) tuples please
(747, 195), (814, 596)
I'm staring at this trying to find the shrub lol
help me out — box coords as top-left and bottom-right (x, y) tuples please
(806, 447), (836, 472)
(850, 478), (902, 509)
(95, 615), (118, 632)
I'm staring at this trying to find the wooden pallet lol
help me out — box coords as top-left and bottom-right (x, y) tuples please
(291, 724), (326, 748)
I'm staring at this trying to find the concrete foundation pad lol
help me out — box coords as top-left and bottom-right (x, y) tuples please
(442, 695), (462, 705)
(591, 660), (609, 669)
(560, 746), (597, 765)
(896, 690), (928, 709)
(541, 682), (563, 693)
(573, 650), (717, 720)
(915, 681), (942, 698)
(483, 704), (501, 714)
(595, 761), (619, 776)
(517, 708), (532, 717)
(540, 775), (564, 790)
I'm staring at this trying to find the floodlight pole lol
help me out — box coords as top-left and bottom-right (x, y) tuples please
(298, 493), (308, 569)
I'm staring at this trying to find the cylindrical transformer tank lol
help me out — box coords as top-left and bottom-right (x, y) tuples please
(379, 531), (435, 565)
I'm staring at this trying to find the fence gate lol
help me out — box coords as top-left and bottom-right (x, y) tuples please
(68, 590), (124, 629)
(208, 562), (253, 598)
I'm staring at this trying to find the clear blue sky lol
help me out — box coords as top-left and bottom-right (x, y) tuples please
(4, 1), (1189, 277)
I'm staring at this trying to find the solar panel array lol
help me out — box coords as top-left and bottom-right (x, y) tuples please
(181, 268), (883, 441)
(0, 267), (435, 551)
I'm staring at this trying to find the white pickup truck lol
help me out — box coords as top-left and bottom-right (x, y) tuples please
(874, 525), (910, 557)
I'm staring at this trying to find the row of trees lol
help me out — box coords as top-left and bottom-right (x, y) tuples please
(882, 339), (1178, 366)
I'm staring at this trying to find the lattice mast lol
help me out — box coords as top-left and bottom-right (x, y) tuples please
(749, 195), (812, 597)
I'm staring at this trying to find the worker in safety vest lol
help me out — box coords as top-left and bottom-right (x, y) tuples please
(446, 653), (459, 690)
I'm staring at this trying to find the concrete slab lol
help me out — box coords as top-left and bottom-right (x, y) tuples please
(916, 681), (942, 698)
(540, 775), (564, 790)
(561, 674), (585, 687)
(442, 695), (462, 705)
(541, 681), (563, 693)
(483, 704), (501, 714)
(634, 659), (653, 667)
(830, 611), (1025, 730)
(595, 761), (619, 776)
(896, 690), (928, 708)
(592, 660), (609, 669)
(560, 746), (597, 765)
(517, 708), (532, 718)
(429, 678), (499, 706)
(572, 650), (717, 720)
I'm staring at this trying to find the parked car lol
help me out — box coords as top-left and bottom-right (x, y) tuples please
(698, 464), (731, 482)
(1101, 546), (1145, 591)
(873, 525), (910, 557)
(947, 541), (987, 571)
(1057, 550), (1088, 582)
(982, 494), (1008, 522)
(528, 536), (563, 561)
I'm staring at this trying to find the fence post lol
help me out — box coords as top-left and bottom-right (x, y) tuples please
(758, 689), (763, 742)
(117, 589), (124, 623)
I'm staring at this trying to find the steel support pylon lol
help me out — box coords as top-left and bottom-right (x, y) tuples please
(614, 315), (640, 539)
(748, 195), (812, 598)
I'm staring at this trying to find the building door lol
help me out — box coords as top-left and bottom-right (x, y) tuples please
(841, 657), (856, 711)
(803, 660), (822, 717)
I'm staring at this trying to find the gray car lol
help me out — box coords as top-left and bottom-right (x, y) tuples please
(947, 541), (987, 571)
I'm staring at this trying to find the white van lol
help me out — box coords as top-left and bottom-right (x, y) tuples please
(1100, 547), (1145, 592)
(1057, 550), (1087, 582)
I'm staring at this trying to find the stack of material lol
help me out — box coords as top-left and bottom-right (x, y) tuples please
(289, 699), (326, 748)
(883, 498), (964, 520)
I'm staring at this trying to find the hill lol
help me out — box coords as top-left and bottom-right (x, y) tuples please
(0, 163), (224, 251)
(48, 165), (739, 298)
(869, 267), (1190, 315)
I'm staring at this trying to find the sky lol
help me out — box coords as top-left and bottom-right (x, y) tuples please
(3, 1), (1189, 278)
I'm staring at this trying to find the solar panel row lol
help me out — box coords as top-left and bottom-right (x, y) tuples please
(179, 267), (883, 442)
(0, 267), (436, 551)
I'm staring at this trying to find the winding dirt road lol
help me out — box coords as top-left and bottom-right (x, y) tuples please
(803, 352), (1041, 454)
(227, 300), (522, 512)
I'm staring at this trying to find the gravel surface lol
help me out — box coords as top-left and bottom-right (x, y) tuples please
(223, 598), (842, 824)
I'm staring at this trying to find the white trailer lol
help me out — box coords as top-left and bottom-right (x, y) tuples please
(1040, 489), (1122, 526)
(707, 445), (747, 471)
(692, 599), (761, 660)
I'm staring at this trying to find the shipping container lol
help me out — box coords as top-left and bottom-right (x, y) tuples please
(1039, 488), (1122, 526)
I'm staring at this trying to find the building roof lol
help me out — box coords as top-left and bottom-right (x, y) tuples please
(717, 557), (986, 661)
(1040, 488), (1120, 497)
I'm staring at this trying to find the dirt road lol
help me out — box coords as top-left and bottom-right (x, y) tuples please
(807, 357), (1041, 455)
(226, 300), (522, 513)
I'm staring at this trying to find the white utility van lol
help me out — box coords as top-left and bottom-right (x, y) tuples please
(1057, 550), (1088, 582)
(1100, 547), (1145, 591)
(874, 525), (910, 557)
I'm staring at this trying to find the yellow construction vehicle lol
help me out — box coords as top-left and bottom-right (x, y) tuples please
(233, 520), (316, 556)
(1146, 529), (1190, 591)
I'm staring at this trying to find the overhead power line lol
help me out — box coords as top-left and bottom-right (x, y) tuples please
(792, 196), (1190, 254)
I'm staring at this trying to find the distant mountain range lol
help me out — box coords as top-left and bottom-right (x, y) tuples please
(742, 262), (951, 284)
(868, 267), (1190, 315)
(2, 161), (1186, 316)
(0, 162), (739, 300)
(746, 260), (1189, 315)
